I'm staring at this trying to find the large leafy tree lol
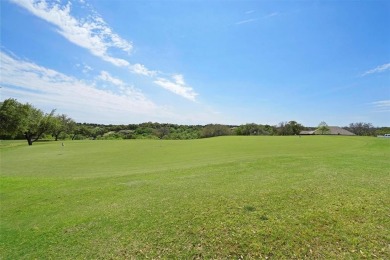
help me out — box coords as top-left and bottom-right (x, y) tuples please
(0, 98), (55, 145)
(51, 114), (75, 141)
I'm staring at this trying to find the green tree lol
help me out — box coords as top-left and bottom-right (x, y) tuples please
(317, 121), (330, 135)
(0, 99), (26, 138)
(51, 114), (75, 141)
(288, 121), (304, 135)
(277, 121), (303, 135)
(278, 122), (292, 135)
(0, 98), (55, 145)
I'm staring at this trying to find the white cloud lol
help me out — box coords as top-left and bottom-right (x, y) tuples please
(98, 71), (125, 86)
(371, 100), (390, 112)
(154, 74), (198, 101)
(362, 63), (390, 76)
(11, 0), (132, 67)
(130, 63), (157, 77)
(76, 63), (93, 74)
(97, 70), (149, 102)
(10, 0), (162, 77)
(101, 56), (130, 67)
(0, 51), (161, 123)
(9, 0), (200, 101)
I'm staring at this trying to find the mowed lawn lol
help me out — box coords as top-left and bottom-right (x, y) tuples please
(1, 136), (389, 259)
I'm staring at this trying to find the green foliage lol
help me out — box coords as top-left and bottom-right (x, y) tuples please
(0, 98), (56, 145)
(90, 127), (106, 139)
(277, 121), (304, 135)
(235, 123), (276, 135)
(168, 125), (201, 139)
(0, 98), (30, 138)
(375, 127), (390, 136)
(72, 122), (202, 140)
(347, 122), (375, 136)
(317, 121), (330, 135)
(1, 100), (387, 143)
(155, 126), (170, 139)
(201, 124), (232, 138)
(51, 114), (75, 141)
(117, 130), (135, 139)
(1, 137), (389, 258)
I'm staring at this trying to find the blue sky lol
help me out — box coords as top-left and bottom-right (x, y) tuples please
(1, 0), (389, 126)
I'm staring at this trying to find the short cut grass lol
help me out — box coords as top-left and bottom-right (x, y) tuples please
(1, 136), (389, 258)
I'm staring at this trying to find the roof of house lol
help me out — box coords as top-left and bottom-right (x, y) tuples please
(300, 126), (355, 135)
(315, 126), (355, 135)
(299, 130), (315, 135)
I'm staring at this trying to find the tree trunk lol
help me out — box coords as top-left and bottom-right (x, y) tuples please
(25, 133), (33, 146)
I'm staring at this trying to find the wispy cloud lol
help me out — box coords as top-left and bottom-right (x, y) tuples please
(10, 0), (199, 101)
(236, 11), (278, 25)
(0, 51), (161, 123)
(263, 12), (279, 18)
(76, 63), (93, 74)
(130, 63), (157, 77)
(371, 100), (390, 112)
(97, 70), (148, 100)
(154, 74), (198, 101)
(98, 71), (125, 87)
(362, 63), (390, 76)
(10, 0), (132, 67)
(235, 18), (258, 25)
(245, 10), (255, 15)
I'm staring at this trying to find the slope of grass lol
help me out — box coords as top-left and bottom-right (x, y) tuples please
(1, 136), (389, 258)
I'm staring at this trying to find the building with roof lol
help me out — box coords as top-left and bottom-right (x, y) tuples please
(300, 126), (355, 136)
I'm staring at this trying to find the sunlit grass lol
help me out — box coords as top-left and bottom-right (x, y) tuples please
(1, 136), (389, 258)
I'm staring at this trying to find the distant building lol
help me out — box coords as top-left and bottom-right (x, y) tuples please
(299, 130), (315, 135)
(300, 126), (355, 136)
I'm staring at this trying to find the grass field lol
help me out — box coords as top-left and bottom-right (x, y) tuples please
(1, 136), (389, 259)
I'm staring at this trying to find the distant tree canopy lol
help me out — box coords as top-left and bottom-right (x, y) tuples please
(201, 124), (232, 138)
(346, 122), (374, 136)
(374, 127), (390, 136)
(235, 123), (276, 136)
(278, 121), (304, 135)
(1, 99), (388, 144)
(155, 126), (170, 139)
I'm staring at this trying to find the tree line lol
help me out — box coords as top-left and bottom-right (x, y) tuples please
(1, 99), (388, 145)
